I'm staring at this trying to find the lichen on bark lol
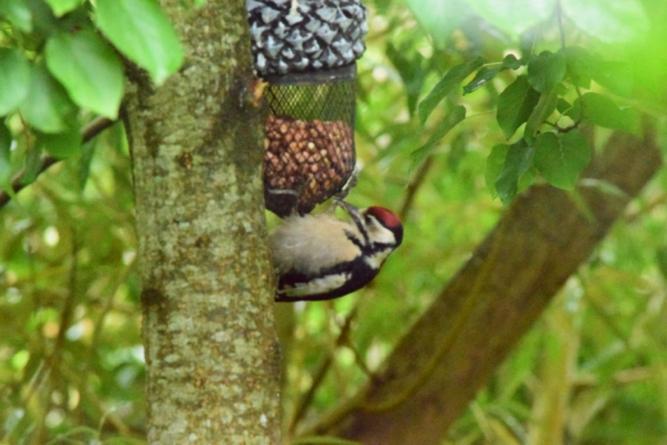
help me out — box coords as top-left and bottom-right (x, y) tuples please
(125, 1), (281, 443)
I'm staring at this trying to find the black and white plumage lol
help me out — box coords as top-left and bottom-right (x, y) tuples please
(246, 0), (367, 77)
(270, 203), (403, 302)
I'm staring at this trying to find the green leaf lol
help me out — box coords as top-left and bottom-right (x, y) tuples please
(463, 55), (524, 95)
(20, 65), (75, 134)
(576, 93), (640, 134)
(496, 76), (540, 139)
(527, 50), (566, 92)
(418, 57), (483, 124)
(78, 140), (95, 190)
(411, 105), (466, 168)
(556, 98), (572, 114)
(534, 130), (591, 190)
(656, 247), (667, 280)
(495, 142), (534, 203)
(525, 89), (558, 138)
(463, 65), (500, 95)
(21, 143), (42, 186)
(386, 43), (425, 117)
(0, 122), (12, 187)
(38, 125), (81, 159)
(565, 99), (582, 122)
(45, 0), (81, 16)
(563, 46), (596, 88)
(485, 143), (509, 197)
(21, 0), (59, 35)
(46, 30), (124, 118)
(96, 0), (184, 85)
(0, 0), (32, 32)
(0, 48), (31, 116)
(502, 53), (523, 70)
(447, 131), (467, 171)
(0, 123), (10, 153)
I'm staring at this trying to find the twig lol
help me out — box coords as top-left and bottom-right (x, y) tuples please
(345, 340), (375, 382)
(555, 0), (585, 103)
(49, 233), (80, 367)
(0, 117), (116, 209)
(556, 0), (566, 49)
(288, 306), (359, 434)
(578, 274), (636, 355)
(399, 156), (434, 220)
(57, 361), (134, 437)
(625, 193), (666, 223)
(573, 367), (654, 387)
(288, 356), (333, 435)
(29, 232), (80, 445)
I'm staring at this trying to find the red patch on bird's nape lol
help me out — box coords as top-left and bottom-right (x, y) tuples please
(365, 206), (401, 229)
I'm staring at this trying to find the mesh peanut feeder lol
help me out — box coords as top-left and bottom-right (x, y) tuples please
(247, 0), (366, 217)
(263, 66), (356, 216)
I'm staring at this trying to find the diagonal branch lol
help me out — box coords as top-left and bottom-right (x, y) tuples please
(302, 124), (662, 444)
(399, 156), (434, 220)
(0, 117), (115, 209)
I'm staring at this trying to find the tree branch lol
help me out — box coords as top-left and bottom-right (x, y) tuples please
(0, 117), (115, 209)
(303, 124), (662, 444)
(399, 156), (434, 221)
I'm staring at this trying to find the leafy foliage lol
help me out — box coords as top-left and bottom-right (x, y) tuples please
(95, 0), (184, 85)
(534, 130), (591, 189)
(45, 30), (124, 118)
(0, 0), (183, 194)
(418, 57), (482, 124)
(496, 76), (541, 140)
(527, 50), (566, 93)
(0, 48), (30, 115)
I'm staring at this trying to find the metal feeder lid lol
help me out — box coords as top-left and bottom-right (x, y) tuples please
(247, 0), (368, 77)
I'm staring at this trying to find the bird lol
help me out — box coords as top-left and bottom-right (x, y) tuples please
(270, 201), (403, 302)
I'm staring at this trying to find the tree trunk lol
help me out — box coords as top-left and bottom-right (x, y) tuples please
(307, 127), (662, 444)
(125, 1), (281, 443)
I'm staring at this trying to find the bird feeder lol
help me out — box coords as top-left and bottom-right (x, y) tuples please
(247, 0), (367, 217)
(247, 0), (367, 76)
(263, 66), (357, 216)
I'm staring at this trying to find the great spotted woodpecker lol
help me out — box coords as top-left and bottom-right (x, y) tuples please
(270, 201), (403, 302)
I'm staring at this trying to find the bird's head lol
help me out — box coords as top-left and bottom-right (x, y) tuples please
(363, 206), (403, 248)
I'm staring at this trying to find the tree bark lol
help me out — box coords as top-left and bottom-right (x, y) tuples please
(308, 127), (662, 444)
(125, 1), (281, 443)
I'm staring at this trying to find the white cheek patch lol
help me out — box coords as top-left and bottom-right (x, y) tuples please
(363, 249), (391, 269)
(367, 218), (396, 246)
(284, 273), (350, 297)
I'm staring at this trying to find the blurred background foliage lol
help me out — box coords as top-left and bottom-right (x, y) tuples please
(1, 0), (667, 444)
